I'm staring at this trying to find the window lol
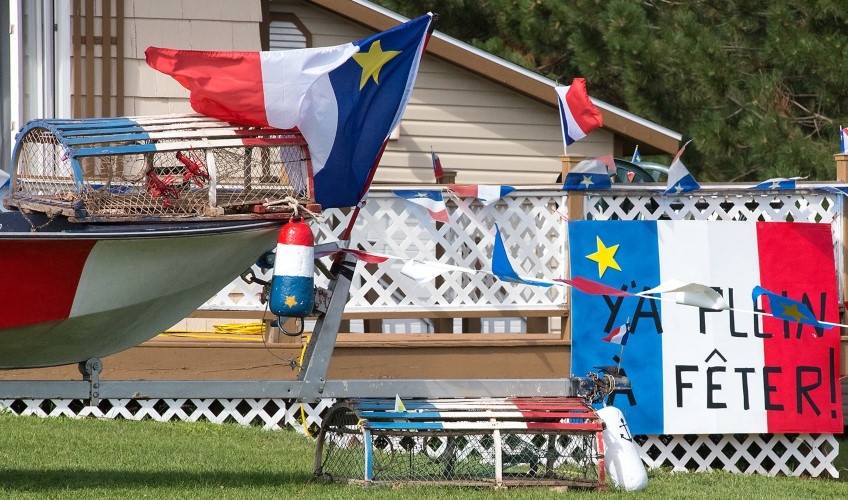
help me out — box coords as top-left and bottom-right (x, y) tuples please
(261, 5), (310, 51)
(268, 15), (309, 50)
(4, 1), (72, 172)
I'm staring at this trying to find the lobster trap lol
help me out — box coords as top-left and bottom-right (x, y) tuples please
(315, 397), (607, 489)
(6, 114), (319, 221)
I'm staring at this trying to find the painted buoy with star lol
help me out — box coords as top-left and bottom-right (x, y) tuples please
(269, 218), (314, 318)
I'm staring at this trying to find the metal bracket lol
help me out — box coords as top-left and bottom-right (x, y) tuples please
(78, 357), (103, 406)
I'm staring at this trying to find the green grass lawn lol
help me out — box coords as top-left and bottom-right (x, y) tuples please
(0, 412), (846, 499)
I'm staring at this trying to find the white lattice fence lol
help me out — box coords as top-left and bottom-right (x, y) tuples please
(584, 186), (841, 223)
(200, 186), (568, 317)
(201, 185), (842, 314)
(0, 398), (838, 477)
(0, 398), (334, 434)
(637, 433), (838, 477)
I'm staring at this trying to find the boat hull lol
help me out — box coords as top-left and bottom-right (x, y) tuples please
(0, 212), (282, 368)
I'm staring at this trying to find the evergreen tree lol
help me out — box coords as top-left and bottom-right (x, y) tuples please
(377, 0), (848, 181)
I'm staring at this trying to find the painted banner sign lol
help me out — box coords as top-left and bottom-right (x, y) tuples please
(568, 220), (842, 434)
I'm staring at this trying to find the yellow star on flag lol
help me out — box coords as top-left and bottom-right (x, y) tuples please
(285, 295), (298, 308)
(778, 303), (807, 322)
(586, 236), (621, 277)
(353, 40), (400, 90)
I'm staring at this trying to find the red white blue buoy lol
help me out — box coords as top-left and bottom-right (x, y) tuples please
(269, 218), (314, 319)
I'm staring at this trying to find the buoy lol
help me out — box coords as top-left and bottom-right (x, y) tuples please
(269, 218), (314, 320)
(597, 405), (648, 491)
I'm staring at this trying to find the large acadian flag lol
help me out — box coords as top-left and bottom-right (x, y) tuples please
(568, 220), (842, 434)
(146, 14), (433, 209)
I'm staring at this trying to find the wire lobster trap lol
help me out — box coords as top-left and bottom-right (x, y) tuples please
(6, 114), (319, 221)
(314, 398), (607, 489)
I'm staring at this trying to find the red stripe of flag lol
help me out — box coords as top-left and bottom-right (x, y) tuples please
(756, 221), (842, 433)
(145, 48), (268, 126)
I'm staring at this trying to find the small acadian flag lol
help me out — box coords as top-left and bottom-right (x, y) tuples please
(751, 285), (832, 329)
(631, 145), (641, 164)
(394, 394), (407, 412)
(561, 155), (615, 190)
(393, 189), (449, 223)
(750, 177), (805, 190)
(448, 184), (515, 206)
(602, 323), (630, 345)
(431, 149), (444, 180)
(664, 140), (699, 194)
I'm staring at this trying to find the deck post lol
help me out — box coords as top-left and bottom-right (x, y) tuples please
(560, 155), (586, 344)
(835, 153), (848, 333)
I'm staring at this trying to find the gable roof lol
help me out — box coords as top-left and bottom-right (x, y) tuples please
(304, 0), (682, 155)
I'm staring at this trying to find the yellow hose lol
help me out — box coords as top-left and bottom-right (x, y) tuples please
(161, 322), (313, 437)
(299, 335), (311, 437)
(159, 322), (266, 341)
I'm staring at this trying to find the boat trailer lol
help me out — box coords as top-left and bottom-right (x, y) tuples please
(0, 249), (631, 489)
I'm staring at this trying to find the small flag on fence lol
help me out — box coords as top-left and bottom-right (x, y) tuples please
(431, 149), (444, 180)
(751, 177), (805, 190)
(491, 225), (553, 286)
(664, 140), (699, 194)
(602, 323), (630, 345)
(631, 145), (641, 164)
(448, 184), (515, 206)
(393, 189), (449, 223)
(562, 156), (614, 190)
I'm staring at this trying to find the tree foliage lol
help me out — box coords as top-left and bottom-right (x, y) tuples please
(376, 0), (848, 181)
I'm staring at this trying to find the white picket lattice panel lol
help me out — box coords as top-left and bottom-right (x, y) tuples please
(0, 398), (334, 434)
(199, 186), (569, 331)
(0, 398), (838, 478)
(583, 187), (840, 223)
(636, 433), (838, 478)
(201, 185), (843, 315)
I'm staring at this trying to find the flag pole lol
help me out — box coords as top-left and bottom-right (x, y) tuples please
(616, 317), (630, 374)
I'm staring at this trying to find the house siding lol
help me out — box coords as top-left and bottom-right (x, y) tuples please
(122, 0), (262, 115)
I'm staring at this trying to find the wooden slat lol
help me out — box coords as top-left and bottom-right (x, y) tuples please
(85, 0), (95, 117)
(72, 0), (82, 117)
(360, 410), (599, 420)
(365, 421), (602, 431)
(69, 136), (307, 157)
(74, 35), (118, 45)
(61, 127), (303, 145)
(116, 0), (124, 115)
(101, 0), (111, 117)
(351, 397), (604, 432)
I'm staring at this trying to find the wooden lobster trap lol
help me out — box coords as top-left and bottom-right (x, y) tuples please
(315, 397), (607, 489)
(6, 114), (319, 221)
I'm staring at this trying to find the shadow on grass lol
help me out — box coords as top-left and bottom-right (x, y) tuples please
(0, 469), (315, 491)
